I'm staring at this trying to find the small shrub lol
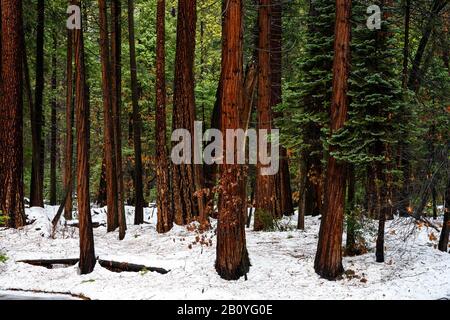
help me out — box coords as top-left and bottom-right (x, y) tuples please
(0, 254), (8, 264)
(254, 209), (275, 231)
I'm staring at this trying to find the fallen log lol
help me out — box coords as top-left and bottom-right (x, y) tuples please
(17, 258), (170, 275)
(67, 222), (106, 228)
(98, 259), (169, 274)
(17, 258), (79, 269)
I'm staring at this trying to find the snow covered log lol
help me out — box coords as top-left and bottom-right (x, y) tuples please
(17, 258), (170, 274)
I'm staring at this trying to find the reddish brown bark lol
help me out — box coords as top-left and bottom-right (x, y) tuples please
(98, 0), (119, 233)
(0, 0), (26, 228)
(30, 0), (45, 208)
(111, 0), (127, 239)
(314, 0), (351, 280)
(171, 0), (200, 225)
(255, 0), (277, 231)
(270, 0), (294, 216)
(215, 0), (250, 280)
(155, 0), (173, 233)
(128, 0), (145, 225)
(50, 33), (58, 206)
(73, 0), (96, 274)
(64, 17), (74, 220)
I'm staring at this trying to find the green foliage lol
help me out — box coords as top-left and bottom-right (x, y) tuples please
(254, 209), (275, 231)
(330, 1), (404, 167)
(279, 0), (334, 155)
(0, 254), (8, 264)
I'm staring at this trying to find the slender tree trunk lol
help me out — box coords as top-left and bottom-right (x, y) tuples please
(127, 0), (145, 225)
(314, 0), (351, 280)
(408, 0), (447, 92)
(155, 0), (174, 233)
(438, 177), (450, 252)
(402, 0), (410, 88)
(375, 144), (388, 263)
(346, 164), (356, 255)
(0, 0), (27, 228)
(111, 0), (127, 239)
(50, 34), (58, 206)
(30, 0), (45, 208)
(215, 0), (250, 280)
(64, 16), (74, 220)
(297, 151), (307, 230)
(98, 0), (119, 232)
(171, 0), (199, 225)
(97, 155), (107, 207)
(74, 1), (96, 274)
(254, 0), (277, 230)
(271, 0), (294, 217)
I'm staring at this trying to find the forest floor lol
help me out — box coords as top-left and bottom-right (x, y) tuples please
(0, 205), (449, 300)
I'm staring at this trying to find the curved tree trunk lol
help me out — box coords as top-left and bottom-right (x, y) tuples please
(215, 0), (250, 280)
(0, 0), (26, 228)
(314, 0), (351, 280)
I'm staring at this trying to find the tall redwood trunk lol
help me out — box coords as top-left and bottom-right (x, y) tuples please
(74, 0), (96, 274)
(171, 0), (199, 225)
(64, 12), (74, 220)
(128, 0), (145, 225)
(155, 0), (173, 233)
(314, 0), (351, 280)
(30, 0), (45, 208)
(254, 0), (277, 230)
(50, 33), (58, 206)
(98, 0), (119, 232)
(111, 0), (127, 239)
(0, 0), (27, 228)
(271, 0), (294, 217)
(215, 0), (250, 280)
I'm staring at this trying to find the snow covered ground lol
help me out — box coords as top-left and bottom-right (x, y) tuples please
(0, 205), (449, 300)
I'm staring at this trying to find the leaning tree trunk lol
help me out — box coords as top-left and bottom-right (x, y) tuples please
(0, 0), (27, 228)
(50, 33), (58, 206)
(215, 0), (250, 281)
(155, 0), (173, 233)
(30, 0), (45, 208)
(314, 0), (351, 280)
(98, 0), (119, 233)
(74, 0), (96, 274)
(128, 0), (145, 225)
(111, 0), (127, 240)
(64, 17), (74, 220)
(271, 0), (294, 217)
(171, 0), (199, 225)
(254, 0), (277, 231)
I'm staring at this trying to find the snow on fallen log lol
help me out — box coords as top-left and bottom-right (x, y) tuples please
(17, 258), (170, 274)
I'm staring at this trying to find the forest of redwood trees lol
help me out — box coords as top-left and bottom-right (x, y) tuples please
(0, 0), (449, 281)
